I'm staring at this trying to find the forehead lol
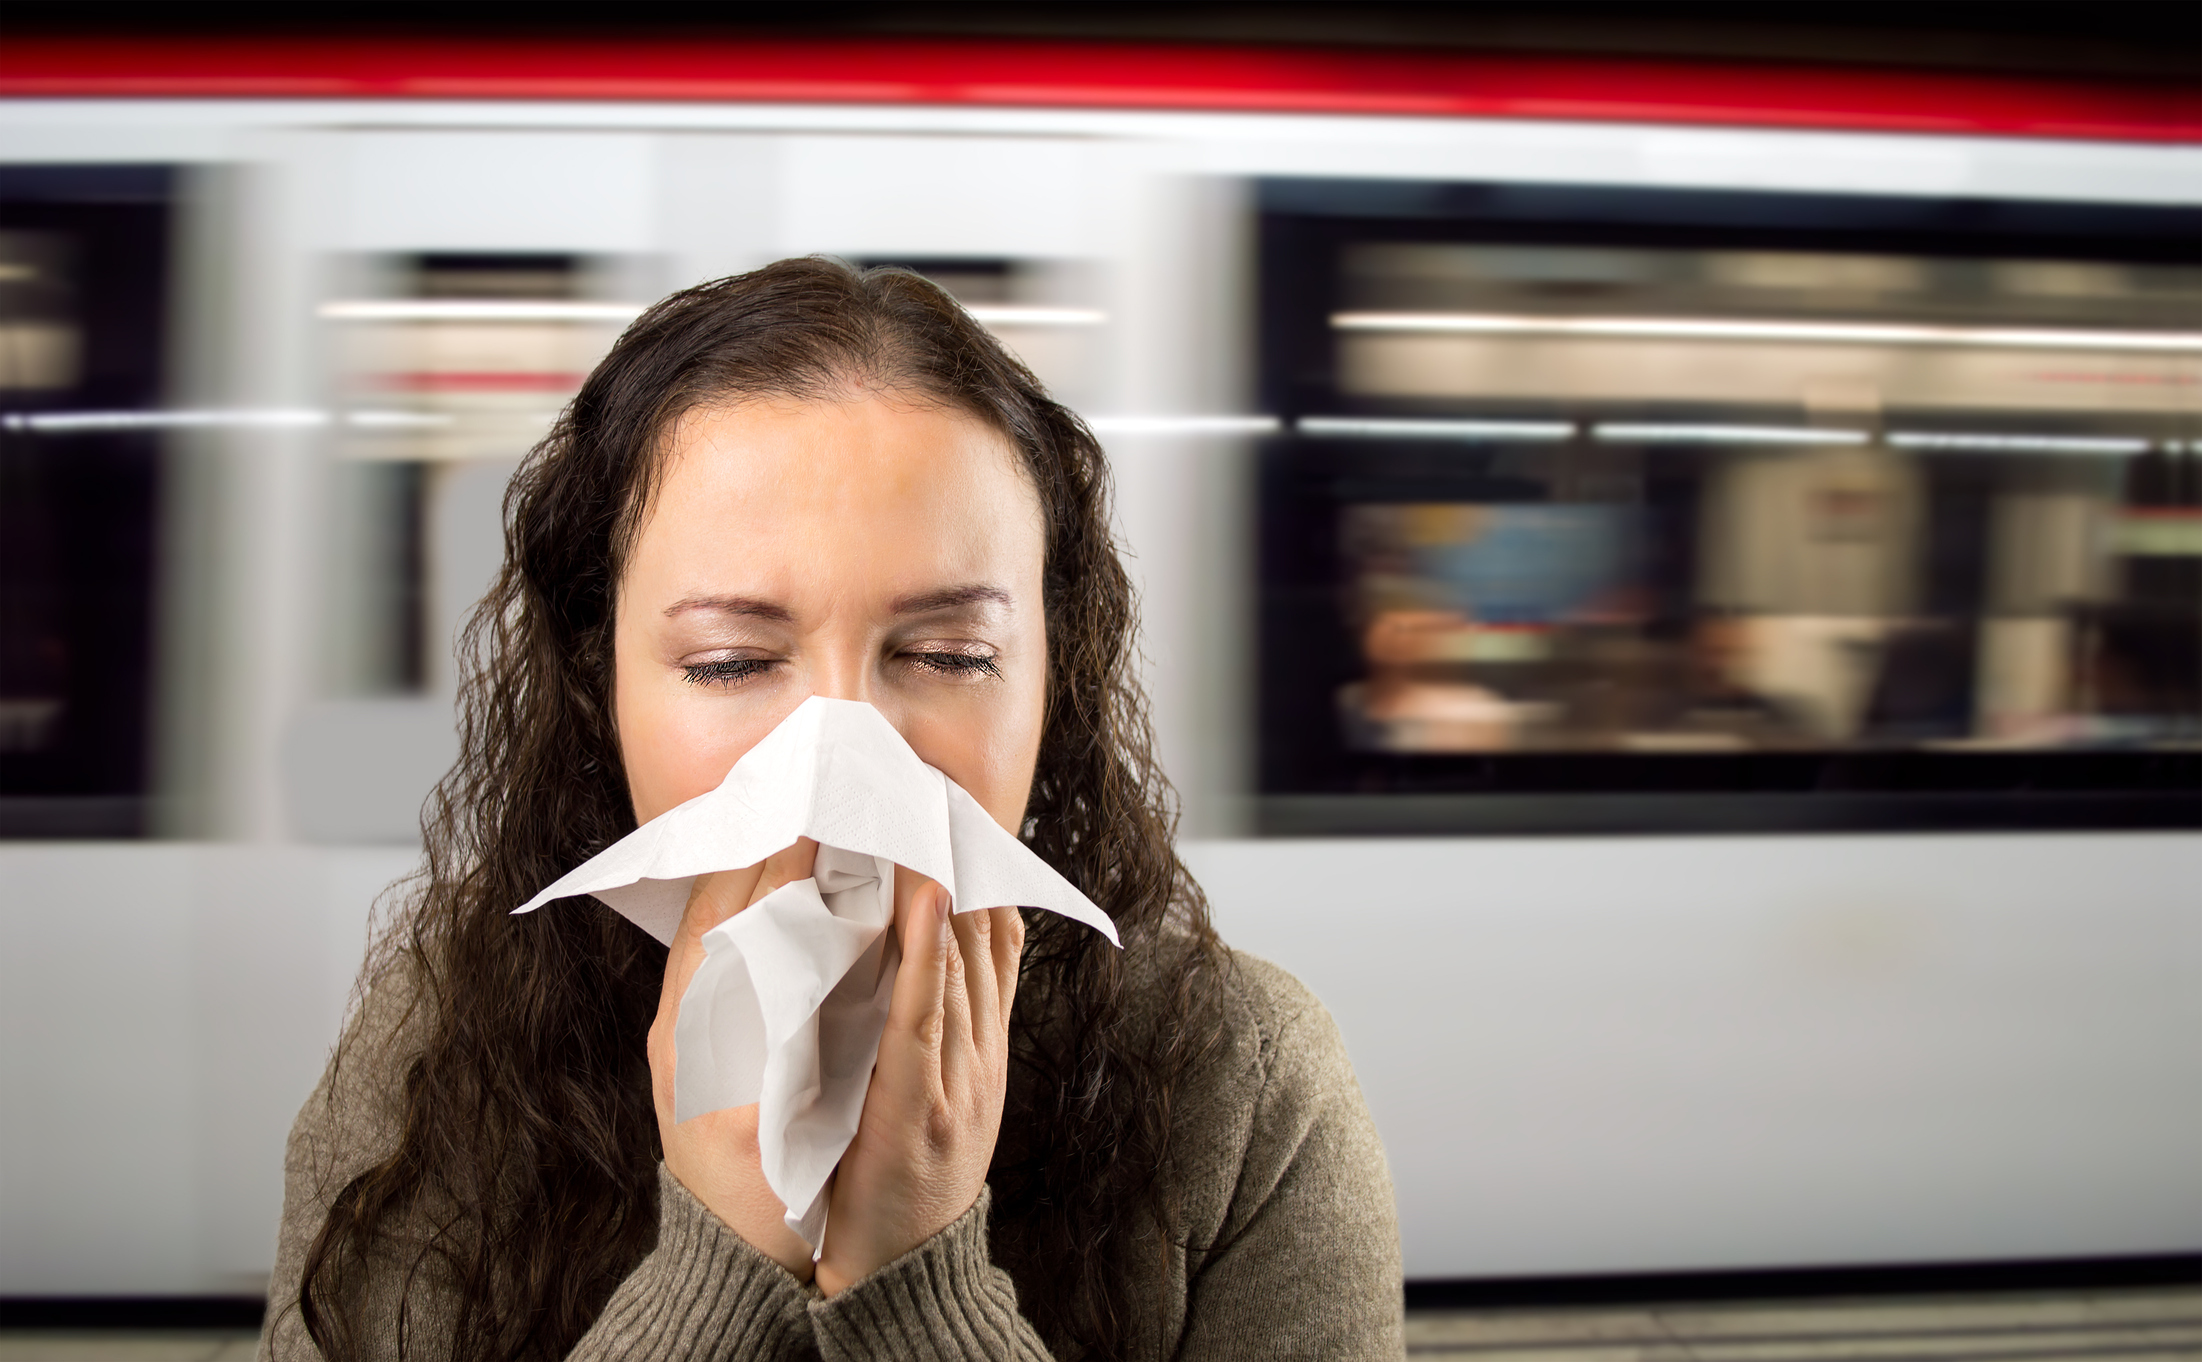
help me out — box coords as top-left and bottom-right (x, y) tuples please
(625, 395), (1042, 595)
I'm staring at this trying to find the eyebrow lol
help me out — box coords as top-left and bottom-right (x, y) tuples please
(890, 584), (1013, 616)
(663, 595), (796, 623)
(661, 584), (1010, 623)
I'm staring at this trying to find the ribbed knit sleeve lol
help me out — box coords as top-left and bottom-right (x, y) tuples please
(807, 1187), (1052, 1361)
(569, 1164), (815, 1358)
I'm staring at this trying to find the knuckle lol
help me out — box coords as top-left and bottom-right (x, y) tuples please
(922, 1104), (958, 1151)
(914, 1008), (946, 1052)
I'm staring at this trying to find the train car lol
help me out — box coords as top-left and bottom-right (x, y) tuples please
(1, 31), (2196, 1301)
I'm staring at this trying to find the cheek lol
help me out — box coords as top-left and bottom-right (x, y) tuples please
(901, 652), (1050, 835)
(613, 647), (784, 824)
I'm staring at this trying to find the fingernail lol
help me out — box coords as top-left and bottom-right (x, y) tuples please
(936, 889), (952, 938)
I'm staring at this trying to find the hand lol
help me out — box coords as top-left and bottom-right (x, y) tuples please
(648, 839), (821, 1280)
(813, 877), (1026, 1295)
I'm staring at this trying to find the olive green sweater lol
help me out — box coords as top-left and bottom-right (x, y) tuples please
(258, 946), (1403, 1359)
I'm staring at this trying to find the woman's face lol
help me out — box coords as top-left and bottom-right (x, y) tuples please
(612, 394), (1049, 834)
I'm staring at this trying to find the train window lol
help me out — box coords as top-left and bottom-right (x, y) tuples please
(1256, 180), (2200, 834)
(0, 166), (172, 838)
(322, 458), (429, 695)
(319, 252), (629, 694)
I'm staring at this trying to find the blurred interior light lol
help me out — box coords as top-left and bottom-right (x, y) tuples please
(1593, 422), (1867, 445)
(1299, 416), (1576, 441)
(1888, 430), (2153, 454)
(2, 408), (329, 431)
(343, 409), (457, 428)
(963, 305), (1107, 327)
(1331, 312), (2202, 353)
(1083, 414), (1281, 436)
(318, 300), (645, 323)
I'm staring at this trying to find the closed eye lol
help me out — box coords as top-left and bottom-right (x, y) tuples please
(905, 650), (1003, 680)
(682, 658), (777, 687)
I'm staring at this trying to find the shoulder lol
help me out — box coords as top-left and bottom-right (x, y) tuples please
(284, 946), (436, 1198)
(1123, 936), (1386, 1247)
(263, 946), (446, 1351)
(1208, 947), (1372, 1161)
(1127, 937), (1352, 1115)
(1218, 949), (1339, 1075)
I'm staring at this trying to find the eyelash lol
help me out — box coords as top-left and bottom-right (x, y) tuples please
(682, 658), (775, 687)
(679, 651), (1002, 687)
(907, 650), (1003, 680)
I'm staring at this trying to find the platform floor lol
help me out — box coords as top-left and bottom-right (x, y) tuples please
(1404, 1287), (2202, 1360)
(1, 1286), (2196, 1360)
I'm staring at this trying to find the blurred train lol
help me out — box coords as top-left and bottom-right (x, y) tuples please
(2, 37), (2197, 1299)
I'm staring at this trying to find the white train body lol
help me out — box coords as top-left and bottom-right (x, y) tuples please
(1, 93), (2196, 1294)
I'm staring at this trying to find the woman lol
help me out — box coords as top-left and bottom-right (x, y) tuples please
(263, 258), (1402, 1360)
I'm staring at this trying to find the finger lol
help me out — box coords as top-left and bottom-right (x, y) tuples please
(883, 881), (951, 1093)
(660, 838), (817, 1054)
(941, 905), (981, 1090)
(890, 863), (936, 933)
(677, 864), (764, 946)
(662, 876), (736, 1024)
(951, 906), (994, 1046)
(646, 1010), (678, 1125)
(988, 905), (1025, 1033)
(747, 837), (819, 909)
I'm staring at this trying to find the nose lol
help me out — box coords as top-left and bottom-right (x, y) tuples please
(805, 643), (873, 707)
(805, 656), (919, 750)
(782, 618), (912, 741)
(796, 633), (926, 751)
(796, 628), (909, 736)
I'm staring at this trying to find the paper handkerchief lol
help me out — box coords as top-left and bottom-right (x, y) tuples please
(514, 696), (1117, 1251)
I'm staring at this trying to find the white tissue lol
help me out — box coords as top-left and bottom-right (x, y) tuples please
(513, 696), (1117, 1251)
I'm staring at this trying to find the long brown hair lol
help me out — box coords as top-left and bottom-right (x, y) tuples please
(296, 258), (1226, 1359)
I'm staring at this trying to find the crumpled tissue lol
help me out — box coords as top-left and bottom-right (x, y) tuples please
(514, 695), (1117, 1251)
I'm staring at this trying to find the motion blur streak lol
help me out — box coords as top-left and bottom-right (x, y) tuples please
(1331, 312), (2202, 352)
(1, 17), (2197, 1305)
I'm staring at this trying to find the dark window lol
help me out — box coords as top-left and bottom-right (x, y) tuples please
(0, 166), (172, 837)
(1255, 180), (2201, 834)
